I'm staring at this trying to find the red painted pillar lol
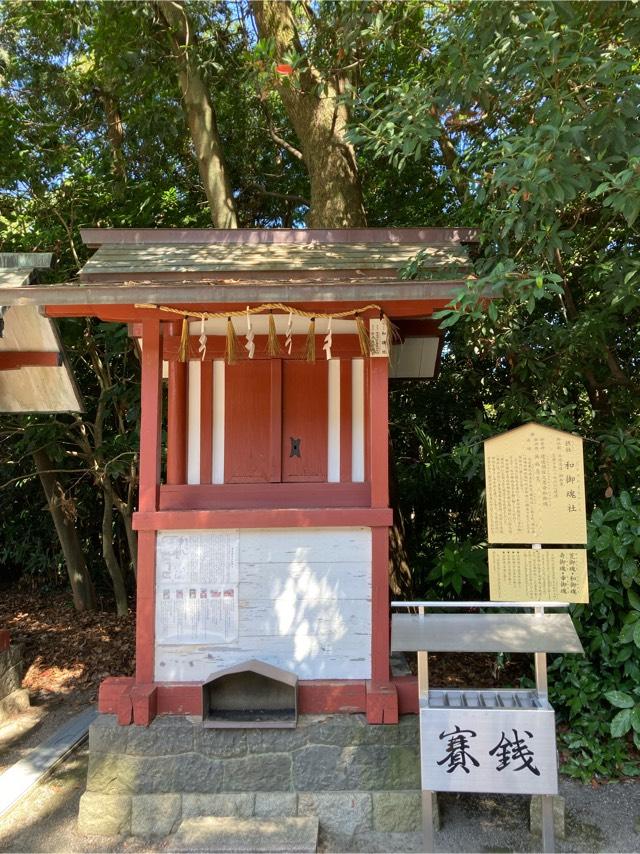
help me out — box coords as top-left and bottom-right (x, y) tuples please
(136, 317), (162, 688)
(367, 357), (397, 723)
(369, 357), (390, 680)
(369, 358), (389, 508)
(166, 322), (187, 484)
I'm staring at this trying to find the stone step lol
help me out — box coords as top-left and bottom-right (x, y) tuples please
(172, 816), (319, 853)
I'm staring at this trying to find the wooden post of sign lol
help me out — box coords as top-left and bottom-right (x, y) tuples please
(418, 604), (435, 853)
(532, 542), (554, 853)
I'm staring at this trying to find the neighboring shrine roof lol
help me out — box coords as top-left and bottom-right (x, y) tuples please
(0, 228), (479, 308)
(0, 254), (83, 413)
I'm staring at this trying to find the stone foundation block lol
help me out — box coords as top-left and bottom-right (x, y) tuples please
(373, 791), (421, 832)
(298, 792), (373, 836)
(182, 793), (254, 818)
(88, 750), (222, 795)
(175, 753), (225, 793)
(131, 793), (181, 836)
(246, 726), (309, 755)
(126, 717), (194, 755)
(223, 753), (292, 792)
(255, 792), (298, 817)
(194, 727), (248, 758)
(86, 752), (141, 794)
(530, 795), (565, 840)
(292, 744), (347, 790)
(88, 715), (128, 755)
(78, 791), (131, 836)
(343, 744), (420, 790)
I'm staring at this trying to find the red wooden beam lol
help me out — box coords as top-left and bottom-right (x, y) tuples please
(133, 507), (392, 531)
(99, 676), (417, 721)
(43, 299), (454, 321)
(158, 482), (371, 510)
(0, 351), (62, 370)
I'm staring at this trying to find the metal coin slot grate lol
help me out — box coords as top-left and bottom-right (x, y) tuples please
(426, 689), (549, 711)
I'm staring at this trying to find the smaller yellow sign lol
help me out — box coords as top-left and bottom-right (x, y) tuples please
(489, 548), (589, 603)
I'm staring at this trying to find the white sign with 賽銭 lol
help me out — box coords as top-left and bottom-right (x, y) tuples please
(421, 704), (558, 795)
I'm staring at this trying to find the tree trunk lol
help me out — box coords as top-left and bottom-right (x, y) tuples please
(33, 449), (96, 612)
(95, 86), (127, 193)
(120, 507), (138, 580)
(155, 0), (238, 228)
(388, 440), (415, 598)
(251, 0), (367, 228)
(101, 490), (129, 617)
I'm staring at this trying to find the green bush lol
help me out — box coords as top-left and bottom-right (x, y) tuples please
(549, 493), (640, 780)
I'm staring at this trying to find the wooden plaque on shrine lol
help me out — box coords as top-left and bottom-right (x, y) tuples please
(484, 424), (587, 544)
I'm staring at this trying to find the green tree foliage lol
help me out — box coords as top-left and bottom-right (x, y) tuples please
(349, 0), (640, 777)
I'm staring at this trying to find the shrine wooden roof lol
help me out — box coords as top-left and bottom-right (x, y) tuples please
(0, 228), (479, 310)
(78, 228), (475, 281)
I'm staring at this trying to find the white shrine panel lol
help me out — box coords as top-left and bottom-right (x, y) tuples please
(155, 527), (372, 682)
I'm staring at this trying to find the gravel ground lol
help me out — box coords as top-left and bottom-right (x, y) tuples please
(0, 735), (638, 853)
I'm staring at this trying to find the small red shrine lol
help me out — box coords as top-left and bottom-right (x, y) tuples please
(4, 227), (477, 726)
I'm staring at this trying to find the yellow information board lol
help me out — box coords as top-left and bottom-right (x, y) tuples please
(484, 424), (587, 544)
(488, 548), (589, 603)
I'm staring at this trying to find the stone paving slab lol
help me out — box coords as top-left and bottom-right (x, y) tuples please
(172, 816), (319, 852)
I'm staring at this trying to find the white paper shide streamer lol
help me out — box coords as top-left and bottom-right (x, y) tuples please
(323, 316), (333, 360)
(245, 306), (255, 359)
(285, 311), (293, 355)
(198, 317), (207, 361)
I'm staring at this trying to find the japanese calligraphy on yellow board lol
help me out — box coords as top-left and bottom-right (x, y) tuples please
(488, 549), (589, 603)
(484, 424), (587, 544)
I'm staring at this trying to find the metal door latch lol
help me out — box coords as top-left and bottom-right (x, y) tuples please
(289, 437), (301, 458)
